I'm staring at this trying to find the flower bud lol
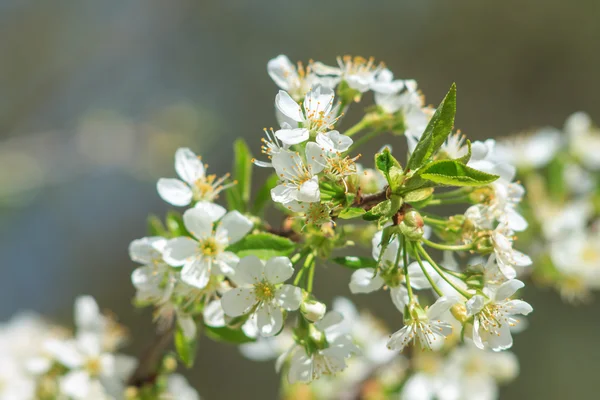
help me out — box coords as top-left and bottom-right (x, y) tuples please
(301, 299), (327, 322)
(403, 210), (424, 229)
(162, 354), (178, 373)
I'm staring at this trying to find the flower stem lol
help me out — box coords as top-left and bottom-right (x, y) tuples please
(294, 252), (315, 288)
(344, 117), (370, 137)
(348, 129), (384, 152)
(415, 242), (472, 299)
(402, 237), (414, 301)
(422, 216), (448, 227)
(421, 237), (473, 252)
(427, 196), (471, 206)
(412, 242), (444, 296)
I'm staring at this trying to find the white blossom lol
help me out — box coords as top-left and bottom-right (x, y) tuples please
(312, 55), (384, 93)
(221, 255), (302, 336)
(157, 148), (235, 207)
(129, 236), (176, 305)
(466, 279), (532, 351)
(270, 145), (325, 204)
(387, 297), (455, 352)
(268, 55), (334, 101)
(275, 85), (339, 145)
(162, 204), (253, 289)
(278, 311), (360, 384)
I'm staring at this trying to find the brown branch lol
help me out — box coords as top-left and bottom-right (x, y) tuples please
(127, 323), (175, 387)
(353, 187), (389, 210)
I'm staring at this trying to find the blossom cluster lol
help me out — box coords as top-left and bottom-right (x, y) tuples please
(496, 112), (600, 302)
(122, 53), (537, 399)
(0, 296), (200, 400)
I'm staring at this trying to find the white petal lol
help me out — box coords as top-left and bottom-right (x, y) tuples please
(256, 303), (284, 337)
(387, 325), (412, 351)
(487, 323), (513, 351)
(305, 142), (326, 174)
(297, 177), (320, 203)
(504, 299), (533, 316)
(203, 300), (226, 327)
(163, 237), (198, 266)
(276, 285), (302, 310)
(60, 370), (91, 399)
(426, 296), (457, 319)
(466, 295), (486, 316)
(232, 255), (265, 285)
(472, 318), (485, 350)
(349, 268), (384, 294)
(214, 251), (239, 275)
(128, 236), (166, 264)
(267, 55), (295, 91)
(275, 90), (304, 122)
(182, 208), (214, 239)
(316, 131), (353, 153)
(314, 311), (343, 333)
(45, 339), (84, 368)
(271, 184), (298, 204)
(157, 178), (193, 207)
(507, 209), (528, 232)
(193, 201), (226, 221)
(180, 259), (211, 289)
(221, 287), (257, 317)
(74, 296), (101, 332)
(495, 279), (525, 301)
(390, 286), (409, 313)
(264, 256), (294, 284)
(512, 249), (532, 267)
(275, 128), (310, 145)
(175, 147), (205, 184)
(287, 349), (313, 384)
(217, 211), (253, 244)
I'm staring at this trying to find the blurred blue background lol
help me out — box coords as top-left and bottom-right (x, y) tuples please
(1, 1), (599, 398)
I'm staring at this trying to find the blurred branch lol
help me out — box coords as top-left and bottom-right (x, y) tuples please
(127, 323), (175, 387)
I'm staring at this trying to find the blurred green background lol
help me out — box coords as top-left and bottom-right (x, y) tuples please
(1, 1), (599, 399)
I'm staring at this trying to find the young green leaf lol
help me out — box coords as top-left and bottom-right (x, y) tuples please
(404, 187), (434, 203)
(226, 233), (296, 259)
(147, 214), (168, 237)
(333, 256), (378, 269)
(226, 139), (253, 212)
(363, 199), (392, 221)
(455, 139), (472, 164)
(338, 207), (366, 219)
(418, 160), (499, 187)
(204, 325), (256, 344)
(375, 147), (403, 190)
(407, 83), (457, 171)
(174, 324), (198, 368)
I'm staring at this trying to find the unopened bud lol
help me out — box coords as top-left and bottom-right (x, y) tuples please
(403, 210), (424, 228)
(124, 387), (139, 400)
(399, 220), (424, 241)
(162, 354), (178, 373)
(301, 299), (327, 322)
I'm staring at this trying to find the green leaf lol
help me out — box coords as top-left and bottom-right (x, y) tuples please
(407, 83), (457, 171)
(147, 214), (167, 236)
(456, 139), (471, 164)
(174, 325), (197, 368)
(338, 207), (366, 219)
(404, 187), (434, 203)
(418, 160), (499, 187)
(375, 147), (403, 190)
(226, 233), (296, 259)
(333, 256), (378, 269)
(363, 199), (392, 221)
(166, 210), (188, 237)
(251, 173), (279, 216)
(226, 139), (253, 212)
(204, 325), (256, 344)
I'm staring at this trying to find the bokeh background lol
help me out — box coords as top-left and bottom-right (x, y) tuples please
(1, 1), (599, 399)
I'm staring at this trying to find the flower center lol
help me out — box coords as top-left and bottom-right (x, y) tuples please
(85, 358), (102, 377)
(253, 281), (276, 301)
(582, 245), (600, 263)
(199, 238), (220, 257)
